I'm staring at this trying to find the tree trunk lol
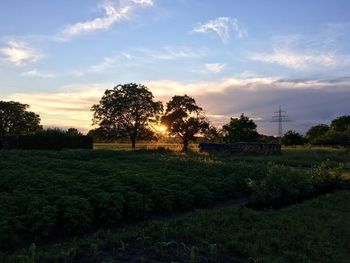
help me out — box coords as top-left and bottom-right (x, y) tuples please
(182, 140), (189, 152)
(131, 138), (136, 149)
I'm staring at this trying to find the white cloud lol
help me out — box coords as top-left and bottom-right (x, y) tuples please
(132, 0), (154, 6)
(205, 63), (225, 73)
(89, 57), (118, 73)
(75, 46), (202, 76)
(0, 41), (43, 66)
(192, 17), (247, 42)
(250, 49), (341, 70)
(58, 0), (154, 40)
(21, 69), (57, 78)
(141, 46), (201, 60)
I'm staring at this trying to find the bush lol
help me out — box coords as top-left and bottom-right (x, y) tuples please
(90, 192), (124, 224)
(247, 162), (345, 208)
(281, 130), (305, 146)
(57, 196), (93, 234)
(247, 164), (313, 207)
(311, 131), (350, 147)
(311, 162), (343, 193)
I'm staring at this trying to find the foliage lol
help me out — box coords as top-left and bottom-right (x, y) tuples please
(247, 162), (344, 207)
(0, 101), (42, 136)
(222, 114), (259, 142)
(281, 130), (304, 146)
(306, 124), (329, 142)
(91, 83), (163, 148)
(0, 135), (92, 150)
(161, 95), (209, 151)
(35, 127), (82, 136)
(203, 126), (224, 142)
(307, 116), (350, 146)
(0, 148), (347, 252)
(0, 149), (268, 250)
(330, 115), (350, 132)
(66, 128), (82, 136)
(312, 130), (350, 147)
(3, 191), (350, 262)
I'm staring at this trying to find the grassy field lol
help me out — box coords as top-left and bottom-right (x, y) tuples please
(93, 142), (197, 151)
(0, 145), (349, 262)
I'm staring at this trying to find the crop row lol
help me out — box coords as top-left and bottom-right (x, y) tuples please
(2, 191), (350, 262)
(0, 150), (346, 251)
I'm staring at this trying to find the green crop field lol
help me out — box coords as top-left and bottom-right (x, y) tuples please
(0, 146), (349, 262)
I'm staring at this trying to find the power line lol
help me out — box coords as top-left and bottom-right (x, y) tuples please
(272, 105), (290, 137)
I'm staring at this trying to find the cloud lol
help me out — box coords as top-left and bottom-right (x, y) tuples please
(250, 49), (343, 70)
(205, 63), (225, 73)
(6, 84), (109, 131)
(132, 0), (154, 5)
(136, 46), (201, 60)
(192, 17), (247, 42)
(249, 26), (350, 71)
(76, 46), (203, 76)
(89, 57), (118, 73)
(6, 77), (350, 135)
(21, 69), (57, 78)
(147, 77), (350, 135)
(58, 0), (154, 40)
(0, 40), (43, 66)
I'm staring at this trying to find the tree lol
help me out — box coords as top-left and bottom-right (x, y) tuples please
(281, 130), (304, 146)
(203, 126), (223, 142)
(222, 114), (259, 142)
(330, 115), (350, 132)
(66, 128), (82, 136)
(161, 95), (209, 151)
(36, 128), (67, 136)
(91, 83), (163, 149)
(0, 101), (42, 136)
(306, 124), (329, 142)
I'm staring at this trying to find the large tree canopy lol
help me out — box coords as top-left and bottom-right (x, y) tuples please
(91, 83), (163, 148)
(306, 124), (329, 141)
(281, 130), (305, 146)
(0, 101), (42, 136)
(331, 115), (350, 132)
(222, 114), (259, 142)
(161, 95), (209, 151)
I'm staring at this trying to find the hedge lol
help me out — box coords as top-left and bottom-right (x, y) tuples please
(0, 135), (93, 150)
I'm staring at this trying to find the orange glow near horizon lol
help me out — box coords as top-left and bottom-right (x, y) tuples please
(154, 124), (168, 135)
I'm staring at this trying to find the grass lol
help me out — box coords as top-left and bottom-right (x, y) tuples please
(95, 143), (350, 168)
(94, 142), (198, 151)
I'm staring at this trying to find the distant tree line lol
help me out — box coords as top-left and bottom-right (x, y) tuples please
(1, 83), (349, 150)
(281, 115), (350, 146)
(0, 101), (83, 138)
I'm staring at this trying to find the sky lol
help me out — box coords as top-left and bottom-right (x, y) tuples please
(1, 0), (350, 135)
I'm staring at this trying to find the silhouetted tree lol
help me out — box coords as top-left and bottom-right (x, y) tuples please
(92, 83), (163, 149)
(222, 114), (259, 142)
(306, 124), (329, 142)
(36, 128), (67, 136)
(281, 130), (304, 146)
(161, 95), (209, 151)
(330, 115), (350, 132)
(66, 128), (82, 136)
(0, 101), (42, 136)
(203, 126), (223, 142)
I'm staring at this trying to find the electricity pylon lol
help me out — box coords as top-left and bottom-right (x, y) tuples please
(272, 105), (290, 137)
